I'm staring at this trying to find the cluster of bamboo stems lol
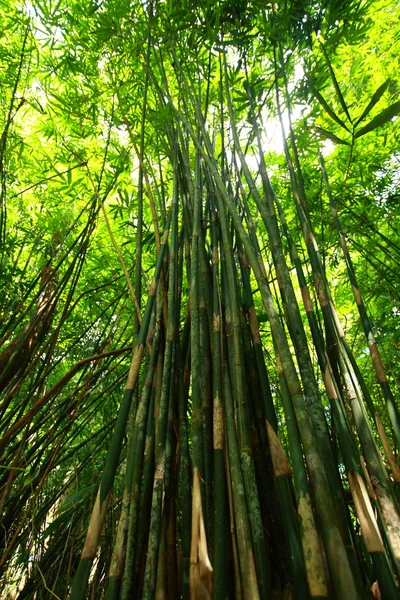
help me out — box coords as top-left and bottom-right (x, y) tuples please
(1, 20), (400, 600)
(69, 44), (400, 598)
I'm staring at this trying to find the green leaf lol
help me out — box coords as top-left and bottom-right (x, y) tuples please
(355, 79), (390, 126)
(315, 126), (350, 146)
(321, 44), (352, 123)
(308, 81), (350, 132)
(24, 474), (33, 486)
(41, 512), (72, 540)
(58, 483), (96, 513)
(354, 100), (400, 138)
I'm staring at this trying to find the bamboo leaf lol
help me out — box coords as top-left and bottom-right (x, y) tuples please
(308, 81), (350, 132)
(354, 100), (400, 138)
(321, 44), (352, 123)
(315, 126), (350, 146)
(355, 79), (391, 126)
(41, 513), (72, 540)
(59, 484), (97, 512)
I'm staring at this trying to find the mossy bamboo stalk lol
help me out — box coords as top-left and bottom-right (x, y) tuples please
(142, 161), (178, 599)
(274, 81), (400, 581)
(272, 88), (399, 593)
(190, 147), (206, 502)
(70, 212), (172, 600)
(221, 356), (259, 599)
(210, 200), (228, 600)
(176, 344), (192, 599)
(225, 64), (362, 596)
(199, 247), (213, 546)
(181, 106), (360, 599)
(220, 203), (271, 599)
(106, 315), (161, 599)
(235, 223), (314, 596)
(134, 383), (157, 590)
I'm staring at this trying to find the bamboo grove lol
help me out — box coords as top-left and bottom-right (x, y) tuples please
(1, 0), (400, 598)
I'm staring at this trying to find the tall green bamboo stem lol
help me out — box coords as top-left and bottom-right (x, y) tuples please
(210, 201), (228, 600)
(273, 64), (400, 575)
(70, 213), (172, 600)
(142, 155), (178, 599)
(106, 314), (161, 600)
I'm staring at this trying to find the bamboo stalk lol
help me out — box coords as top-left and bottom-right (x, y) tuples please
(70, 214), (172, 600)
(319, 149), (400, 451)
